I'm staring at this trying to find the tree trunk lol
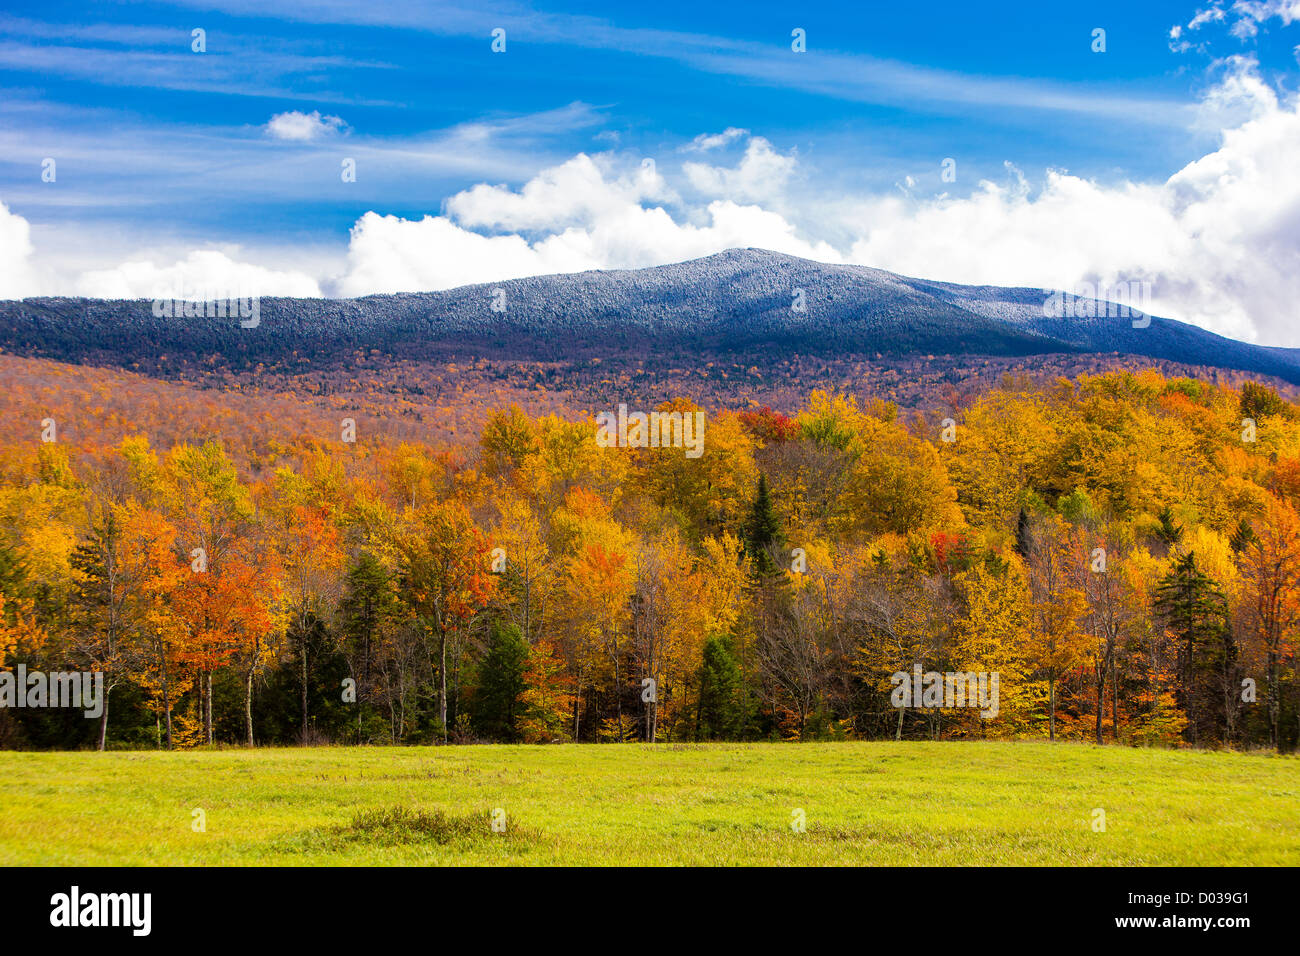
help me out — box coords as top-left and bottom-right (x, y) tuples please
(1048, 671), (1056, 742)
(694, 679), (702, 742)
(1095, 659), (1104, 745)
(1110, 651), (1119, 740)
(301, 634), (309, 740)
(573, 674), (581, 742)
(97, 691), (109, 751)
(612, 628), (623, 742)
(245, 667), (256, 746)
(160, 644), (173, 751)
(206, 670), (213, 745)
(1268, 651), (1280, 753)
(439, 631), (448, 741)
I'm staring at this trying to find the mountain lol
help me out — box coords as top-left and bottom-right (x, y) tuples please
(2, 248), (1297, 385)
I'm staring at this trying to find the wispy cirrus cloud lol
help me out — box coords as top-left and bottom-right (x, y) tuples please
(0, 99), (603, 219)
(0, 16), (398, 104)
(126, 0), (1191, 127)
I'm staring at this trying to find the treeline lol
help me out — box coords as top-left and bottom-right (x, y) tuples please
(1, 371), (1298, 750)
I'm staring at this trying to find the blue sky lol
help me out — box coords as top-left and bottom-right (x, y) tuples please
(2, 1), (1300, 344)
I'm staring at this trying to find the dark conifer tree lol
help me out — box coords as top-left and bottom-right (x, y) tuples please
(743, 475), (782, 577)
(1155, 552), (1230, 745)
(696, 635), (746, 740)
(472, 622), (530, 742)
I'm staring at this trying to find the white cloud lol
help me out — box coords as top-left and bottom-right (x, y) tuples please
(75, 249), (322, 299)
(1189, 5), (1228, 30)
(332, 199), (841, 297)
(329, 133), (836, 297)
(445, 153), (670, 232)
(683, 136), (797, 203)
(264, 110), (348, 141)
(0, 201), (40, 298)
(1232, 1), (1300, 29)
(1175, 1), (1300, 49)
(685, 127), (749, 151)
(1194, 55), (1278, 131)
(842, 63), (1300, 344)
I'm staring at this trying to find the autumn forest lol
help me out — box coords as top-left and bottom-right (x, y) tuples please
(2, 360), (1299, 754)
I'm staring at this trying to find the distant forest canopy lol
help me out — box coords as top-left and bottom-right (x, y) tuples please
(2, 365), (1299, 751)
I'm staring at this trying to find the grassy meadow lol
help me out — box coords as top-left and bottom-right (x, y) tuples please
(0, 741), (1296, 866)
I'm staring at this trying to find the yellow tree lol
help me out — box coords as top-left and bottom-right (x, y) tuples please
(1022, 513), (1088, 740)
(265, 467), (345, 742)
(518, 639), (574, 743)
(640, 402), (757, 534)
(1238, 496), (1300, 751)
(160, 440), (256, 743)
(953, 557), (1032, 736)
(490, 494), (557, 644)
(564, 539), (635, 741)
(397, 500), (496, 740)
(119, 505), (187, 749)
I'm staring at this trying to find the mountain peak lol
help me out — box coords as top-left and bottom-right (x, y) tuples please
(1, 250), (1297, 384)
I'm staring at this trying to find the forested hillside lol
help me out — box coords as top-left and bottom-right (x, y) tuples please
(4, 250), (1300, 385)
(2, 361), (1298, 751)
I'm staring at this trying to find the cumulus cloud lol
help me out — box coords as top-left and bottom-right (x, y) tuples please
(332, 200), (842, 297)
(0, 201), (41, 298)
(75, 249), (322, 299)
(264, 110), (348, 141)
(445, 153), (671, 232)
(334, 141), (831, 296)
(1230, 0), (1300, 36)
(842, 62), (1300, 344)
(682, 136), (797, 203)
(1194, 54), (1279, 131)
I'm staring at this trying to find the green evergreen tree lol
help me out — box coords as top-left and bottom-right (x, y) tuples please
(1229, 517), (1258, 554)
(1155, 552), (1230, 745)
(338, 553), (398, 742)
(743, 475), (782, 577)
(696, 635), (745, 740)
(1155, 506), (1184, 547)
(472, 621), (530, 742)
(340, 553), (395, 678)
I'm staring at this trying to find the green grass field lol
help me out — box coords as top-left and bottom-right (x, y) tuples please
(1, 742), (1296, 865)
